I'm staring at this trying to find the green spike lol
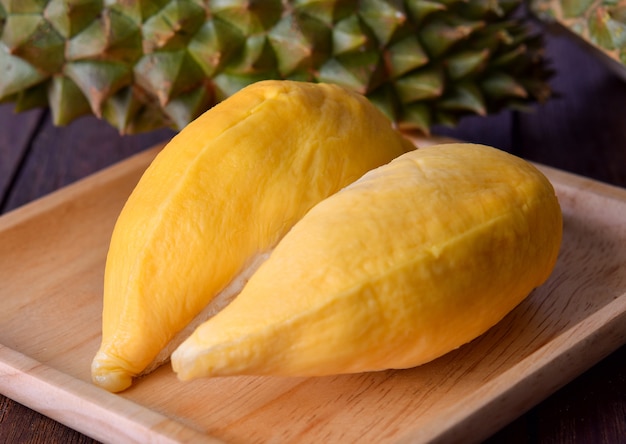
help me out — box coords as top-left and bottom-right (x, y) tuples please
(101, 86), (143, 133)
(23, 22), (64, 73)
(490, 44), (526, 68)
(209, 0), (282, 35)
(394, 67), (444, 102)
(471, 22), (516, 55)
(434, 109), (458, 127)
(268, 13), (331, 76)
(386, 35), (429, 77)
(134, 50), (205, 106)
(404, 0), (447, 25)
(400, 102), (432, 134)
(439, 82), (486, 115)
(332, 14), (372, 56)
(48, 74), (92, 125)
(2, 15), (65, 73)
(481, 72), (528, 100)
(227, 33), (277, 74)
(358, 0), (407, 45)
(562, 0), (595, 18)
(163, 84), (213, 130)
(212, 71), (268, 102)
(317, 58), (360, 91)
(64, 60), (132, 115)
(0, 47), (46, 99)
(141, 0), (206, 53)
(421, 18), (486, 57)
(293, 0), (354, 25)
(457, 0), (505, 20)
(1, 14), (42, 50)
(0, 0), (48, 14)
(14, 81), (48, 111)
(283, 71), (312, 82)
(446, 49), (489, 79)
(588, 6), (626, 50)
(43, 0), (103, 39)
(107, 0), (169, 25)
(366, 84), (399, 122)
(268, 19), (312, 76)
(469, 23), (513, 53)
(67, 9), (142, 63)
(317, 51), (383, 94)
(0, 93), (17, 105)
(188, 18), (245, 77)
(122, 101), (172, 134)
(500, 23), (530, 48)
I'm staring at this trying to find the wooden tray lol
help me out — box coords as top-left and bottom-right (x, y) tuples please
(1, 139), (626, 444)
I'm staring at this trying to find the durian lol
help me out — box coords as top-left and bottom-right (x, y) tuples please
(0, 0), (551, 134)
(531, 0), (626, 76)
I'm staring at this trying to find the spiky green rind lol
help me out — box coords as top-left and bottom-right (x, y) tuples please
(48, 74), (92, 124)
(44, 0), (103, 39)
(532, 0), (626, 66)
(0, 0), (49, 14)
(0, 0), (551, 134)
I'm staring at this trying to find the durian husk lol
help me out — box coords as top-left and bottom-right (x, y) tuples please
(531, 0), (626, 81)
(0, 0), (552, 135)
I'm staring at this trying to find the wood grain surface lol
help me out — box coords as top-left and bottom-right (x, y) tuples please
(1, 11), (626, 444)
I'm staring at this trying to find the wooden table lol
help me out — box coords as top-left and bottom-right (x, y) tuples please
(1, 22), (625, 443)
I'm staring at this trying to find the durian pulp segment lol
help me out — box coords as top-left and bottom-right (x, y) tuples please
(141, 251), (271, 376)
(91, 80), (413, 392)
(172, 144), (562, 380)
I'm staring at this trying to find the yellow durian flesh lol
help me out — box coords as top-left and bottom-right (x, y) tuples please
(91, 80), (413, 392)
(172, 144), (563, 380)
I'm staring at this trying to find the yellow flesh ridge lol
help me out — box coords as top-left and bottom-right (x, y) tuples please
(141, 251), (270, 375)
(171, 144), (563, 380)
(91, 80), (413, 392)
